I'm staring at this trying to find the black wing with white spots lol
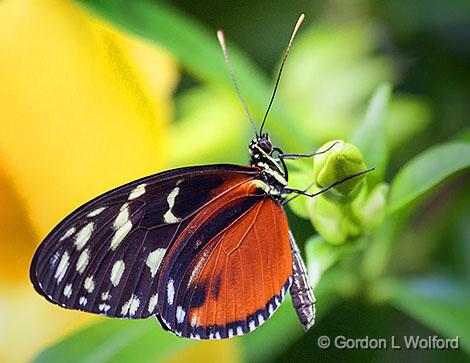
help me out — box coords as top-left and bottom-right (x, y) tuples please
(30, 164), (259, 319)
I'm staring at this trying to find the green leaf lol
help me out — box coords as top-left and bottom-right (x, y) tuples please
(388, 141), (470, 214)
(75, 0), (308, 150)
(32, 319), (189, 363)
(386, 277), (470, 353)
(385, 94), (431, 150)
(350, 83), (391, 183)
(360, 211), (407, 280)
(457, 128), (470, 142)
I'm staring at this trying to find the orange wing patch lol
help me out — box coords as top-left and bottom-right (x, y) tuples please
(191, 198), (292, 336)
(157, 179), (292, 339)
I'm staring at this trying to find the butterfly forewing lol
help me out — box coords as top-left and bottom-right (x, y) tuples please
(156, 181), (293, 339)
(30, 165), (259, 318)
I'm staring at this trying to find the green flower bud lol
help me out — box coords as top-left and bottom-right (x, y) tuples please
(308, 194), (362, 244)
(313, 140), (367, 204)
(352, 182), (389, 233)
(308, 182), (389, 245)
(307, 140), (383, 244)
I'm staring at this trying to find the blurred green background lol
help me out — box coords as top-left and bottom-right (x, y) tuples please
(0, 0), (468, 362)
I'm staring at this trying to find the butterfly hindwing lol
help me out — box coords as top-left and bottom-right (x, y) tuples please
(156, 180), (293, 339)
(30, 165), (259, 318)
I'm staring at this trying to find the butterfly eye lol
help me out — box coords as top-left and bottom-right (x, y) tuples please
(258, 138), (273, 153)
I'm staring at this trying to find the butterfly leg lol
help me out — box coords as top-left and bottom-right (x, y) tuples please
(288, 231), (316, 331)
(281, 168), (374, 205)
(283, 186), (313, 196)
(278, 141), (338, 160)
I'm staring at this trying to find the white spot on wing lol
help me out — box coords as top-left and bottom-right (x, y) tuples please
(176, 306), (186, 324)
(76, 248), (90, 274)
(268, 304), (274, 315)
(54, 251), (70, 283)
(128, 183), (146, 200)
(79, 296), (87, 306)
(74, 223), (94, 250)
(258, 314), (265, 325)
(167, 278), (175, 305)
(84, 276), (95, 293)
(237, 326), (243, 335)
(60, 227), (76, 241)
(50, 251), (60, 266)
(121, 299), (130, 316)
(110, 220), (132, 251)
(121, 294), (140, 316)
(249, 320), (256, 331)
(113, 203), (130, 230)
(148, 293), (158, 313)
(228, 329), (234, 338)
(145, 248), (166, 278)
(163, 186), (182, 224)
(101, 291), (111, 301)
(215, 332), (221, 340)
(164, 210), (180, 224)
(99, 303), (111, 313)
(63, 283), (72, 298)
(87, 207), (106, 217)
(110, 260), (125, 286)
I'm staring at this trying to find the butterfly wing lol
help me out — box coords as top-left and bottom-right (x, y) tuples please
(30, 164), (260, 318)
(156, 180), (293, 339)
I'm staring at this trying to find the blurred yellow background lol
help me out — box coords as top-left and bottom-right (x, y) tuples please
(0, 0), (178, 361)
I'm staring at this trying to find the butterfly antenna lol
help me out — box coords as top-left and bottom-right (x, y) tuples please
(259, 14), (305, 136)
(217, 30), (258, 137)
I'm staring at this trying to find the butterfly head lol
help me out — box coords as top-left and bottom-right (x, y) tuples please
(249, 134), (274, 158)
(256, 134), (273, 153)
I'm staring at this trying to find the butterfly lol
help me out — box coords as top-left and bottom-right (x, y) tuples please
(30, 14), (372, 340)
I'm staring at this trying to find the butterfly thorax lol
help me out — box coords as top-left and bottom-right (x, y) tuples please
(248, 135), (288, 200)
